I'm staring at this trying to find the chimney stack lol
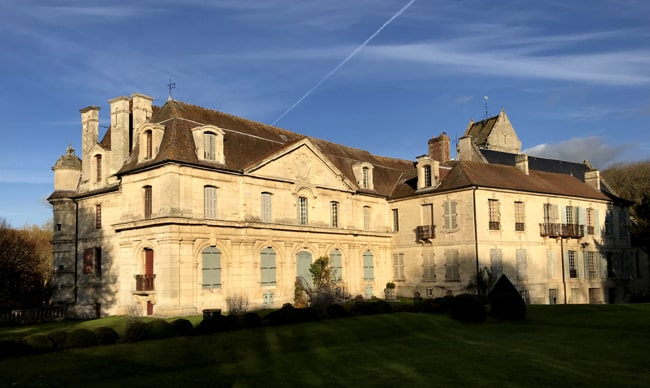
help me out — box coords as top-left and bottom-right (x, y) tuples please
(428, 132), (450, 163)
(515, 154), (529, 175)
(584, 170), (601, 191)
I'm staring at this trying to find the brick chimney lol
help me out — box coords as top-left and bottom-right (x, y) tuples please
(584, 170), (601, 191)
(428, 132), (450, 163)
(515, 154), (529, 175)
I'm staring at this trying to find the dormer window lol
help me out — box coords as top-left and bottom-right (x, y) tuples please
(192, 125), (225, 164)
(423, 165), (432, 187)
(136, 123), (164, 162)
(145, 130), (152, 159)
(352, 162), (374, 190)
(416, 156), (439, 190)
(204, 132), (216, 160)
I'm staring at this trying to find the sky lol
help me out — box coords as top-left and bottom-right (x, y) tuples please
(0, 0), (649, 227)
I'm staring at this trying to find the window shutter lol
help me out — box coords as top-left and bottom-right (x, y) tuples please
(595, 209), (600, 235)
(330, 250), (342, 281)
(547, 250), (554, 279)
(490, 249), (502, 279)
(579, 207), (586, 226)
(516, 249), (527, 281)
(450, 200), (458, 229)
(363, 251), (374, 280)
(576, 251), (584, 278)
(261, 248), (276, 285)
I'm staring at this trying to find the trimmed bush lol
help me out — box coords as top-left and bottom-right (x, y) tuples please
(432, 295), (455, 312)
(198, 315), (230, 334)
(0, 339), (36, 359)
(326, 303), (348, 319)
(146, 319), (175, 340)
(242, 312), (262, 329)
(124, 319), (150, 342)
(47, 330), (69, 350)
(421, 299), (446, 314)
(66, 328), (98, 348)
(171, 318), (194, 336)
(24, 334), (54, 352)
(490, 292), (526, 320)
(351, 300), (393, 316)
(95, 327), (120, 345)
(450, 294), (486, 323)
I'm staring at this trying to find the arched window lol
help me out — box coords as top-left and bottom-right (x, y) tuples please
(202, 246), (221, 288)
(330, 249), (342, 282)
(261, 248), (276, 286)
(297, 251), (313, 287)
(363, 250), (374, 280)
(298, 196), (308, 225)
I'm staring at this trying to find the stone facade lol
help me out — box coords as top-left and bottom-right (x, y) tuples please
(49, 94), (648, 317)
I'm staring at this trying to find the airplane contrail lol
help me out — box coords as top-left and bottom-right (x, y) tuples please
(271, 0), (417, 126)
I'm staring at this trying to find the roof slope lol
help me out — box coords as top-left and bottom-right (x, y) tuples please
(118, 100), (413, 197)
(392, 161), (610, 201)
(463, 115), (499, 146)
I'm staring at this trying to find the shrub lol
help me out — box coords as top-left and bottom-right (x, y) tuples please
(351, 300), (393, 316)
(146, 319), (175, 340)
(171, 318), (194, 336)
(95, 327), (120, 345)
(226, 293), (249, 316)
(421, 299), (446, 314)
(124, 319), (150, 342)
(66, 328), (98, 348)
(47, 330), (69, 350)
(310, 291), (336, 319)
(490, 292), (526, 320)
(24, 334), (54, 352)
(326, 303), (348, 319)
(450, 294), (486, 323)
(0, 338), (35, 358)
(198, 315), (231, 334)
(242, 312), (262, 329)
(432, 295), (455, 312)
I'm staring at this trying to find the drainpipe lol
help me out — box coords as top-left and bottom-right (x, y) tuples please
(472, 187), (480, 294)
(73, 198), (79, 304)
(560, 237), (566, 304)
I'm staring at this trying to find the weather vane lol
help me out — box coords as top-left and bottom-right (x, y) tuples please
(167, 79), (176, 101)
(483, 96), (489, 120)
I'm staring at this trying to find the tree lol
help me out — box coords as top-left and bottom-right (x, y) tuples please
(309, 256), (337, 292)
(603, 160), (650, 253)
(0, 218), (53, 310)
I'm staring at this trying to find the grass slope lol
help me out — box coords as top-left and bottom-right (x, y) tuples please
(1, 304), (649, 387)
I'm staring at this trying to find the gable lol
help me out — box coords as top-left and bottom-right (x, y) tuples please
(246, 142), (354, 191)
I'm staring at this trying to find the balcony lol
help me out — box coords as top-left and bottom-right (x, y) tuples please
(539, 223), (584, 239)
(135, 274), (156, 292)
(416, 225), (435, 241)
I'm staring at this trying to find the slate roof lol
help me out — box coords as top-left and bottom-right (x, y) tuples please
(391, 161), (610, 201)
(117, 100), (414, 197)
(463, 114), (499, 147)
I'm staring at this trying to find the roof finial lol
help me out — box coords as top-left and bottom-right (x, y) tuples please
(167, 79), (176, 101)
(483, 96), (489, 120)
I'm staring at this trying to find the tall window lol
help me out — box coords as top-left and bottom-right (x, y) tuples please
(204, 186), (217, 219)
(392, 209), (399, 232)
(330, 249), (342, 282)
(423, 165), (432, 187)
(363, 206), (371, 230)
(95, 155), (102, 182)
(544, 203), (559, 224)
(490, 249), (503, 279)
(514, 201), (525, 231)
(547, 250), (555, 279)
(261, 192), (272, 222)
(202, 246), (221, 288)
(516, 249), (527, 281)
(488, 199), (500, 230)
(144, 186), (152, 219)
(619, 210), (628, 239)
(261, 248), (276, 286)
(423, 250), (435, 281)
(443, 200), (458, 230)
(605, 209), (613, 236)
(393, 253), (405, 280)
(298, 196), (308, 225)
(330, 202), (339, 228)
(95, 204), (102, 229)
(587, 251), (597, 278)
(445, 250), (459, 281)
(566, 206), (574, 224)
(83, 247), (102, 276)
(586, 208), (595, 235)
(568, 251), (577, 278)
(204, 132), (216, 160)
(363, 251), (374, 280)
(362, 167), (369, 188)
(145, 130), (152, 159)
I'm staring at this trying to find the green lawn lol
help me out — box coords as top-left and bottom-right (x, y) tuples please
(1, 304), (649, 387)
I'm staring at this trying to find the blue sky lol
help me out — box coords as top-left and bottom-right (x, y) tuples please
(1, 0), (649, 227)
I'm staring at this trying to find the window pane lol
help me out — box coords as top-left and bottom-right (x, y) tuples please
(363, 251), (374, 280)
(204, 186), (217, 219)
(202, 247), (221, 288)
(261, 248), (276, 286)
(261, 193), (272, 222)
